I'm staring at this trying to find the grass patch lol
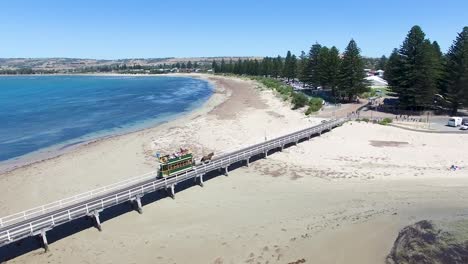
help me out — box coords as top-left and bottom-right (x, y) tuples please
(378, 117), (393, 125)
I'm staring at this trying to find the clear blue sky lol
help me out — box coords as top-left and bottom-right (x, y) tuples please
(0, 0), (466, 59)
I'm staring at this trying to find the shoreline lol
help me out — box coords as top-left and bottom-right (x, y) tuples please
(0, 73), (225, 175)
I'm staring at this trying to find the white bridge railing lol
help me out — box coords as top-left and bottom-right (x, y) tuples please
(0, 171), (158, 229)
(0, 118), (347, 247)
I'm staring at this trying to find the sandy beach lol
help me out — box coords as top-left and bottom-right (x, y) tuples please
(2, 74), (468, 264)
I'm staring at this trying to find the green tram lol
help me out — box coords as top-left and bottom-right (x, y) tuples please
(158, 148), (195, 178)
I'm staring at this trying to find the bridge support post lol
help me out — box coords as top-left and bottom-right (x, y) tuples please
(167, 184), (175, 199)
(280, 145), (284, 152)
(224, 167), (229, 176)
(90, 211), (102, 232)
(246, 158), (250, 167)
(198, 175), (204, 187)
(264, 151), (268, 159)
(40, 229), (49, 252)
(131, 195), (143, 214)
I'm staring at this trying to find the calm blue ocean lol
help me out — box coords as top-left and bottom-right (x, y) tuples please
(0, 75), (213, 162)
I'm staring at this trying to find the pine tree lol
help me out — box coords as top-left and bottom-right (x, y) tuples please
(412, 39), (441, 107)
(432, 41), (446, 95)
(388, 26), (442, 109)
(291, 55), (297, 80)
(304, 43), (322, 87)
(385, 48), (404, 97)
(271, 56), (283, 78)
(220, 59), (226, 73)
(298, 51), (308, 86)
(187, 61), (193, 69)
(211, 60), (218, 73)
(377, 55), (388, 70)
(283, 51), (292, 81)
(317, 46), (330, 87)
(444, 27), (468, 114)
(233, 58), (241, 74)
(324, 46), (341, 96)
(338, 39), (369, 101)
(283, 51), (297, 81)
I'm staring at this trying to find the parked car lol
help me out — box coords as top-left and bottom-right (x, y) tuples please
(460, 124), (468, 130)
(462, 117), (468, 126)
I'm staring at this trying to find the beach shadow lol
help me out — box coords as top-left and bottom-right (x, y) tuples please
(0, 216), (97, 262)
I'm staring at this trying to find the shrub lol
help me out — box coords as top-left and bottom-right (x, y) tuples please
(291, 92), (309, 109)
(360, 89), (377, 99)
(308, 97), (323, 112)
(361, 118), (370, 123)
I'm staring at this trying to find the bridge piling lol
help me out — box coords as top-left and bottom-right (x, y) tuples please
(198, 175), (204, 187)
(167, 184), (175, 199)
(224, 167), (229, 176)
(264, 151), (268, 159)
(90, 211), (102, 231)
(246, 158), (250, 167)
(131, 195), (143, 214)
(40, 229), (48, 252)
(280, 145), (284, 151)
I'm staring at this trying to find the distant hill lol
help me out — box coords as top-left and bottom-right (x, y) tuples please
(0, 57), (261, 71)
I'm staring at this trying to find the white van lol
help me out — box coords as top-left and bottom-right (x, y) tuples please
(448, 117), (463, 127)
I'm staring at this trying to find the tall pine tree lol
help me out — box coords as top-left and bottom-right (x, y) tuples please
(317, 46), (330, 87)
(283, 51), (295, 81)
(390, 26), (441, 109)
(338, 39), (369, 101)
(444, 27), (468, 114)
(324, 46), (341, 96)
(377, 55), (388, 70)
(385, 48), (404, 96)
(298, 51), (308, 86)
(305, 43), (322, 87)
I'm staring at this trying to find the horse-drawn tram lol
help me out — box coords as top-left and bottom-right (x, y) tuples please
(158, 148), (194, 177)
(157, 148), (215, 178)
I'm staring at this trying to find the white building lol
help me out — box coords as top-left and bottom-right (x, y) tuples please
(376, 69), (385, 78)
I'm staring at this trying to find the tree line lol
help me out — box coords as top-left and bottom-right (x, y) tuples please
(212, 39), (370, 102)
(0, 60), (210, 75)
(385, 26), (468, 114)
